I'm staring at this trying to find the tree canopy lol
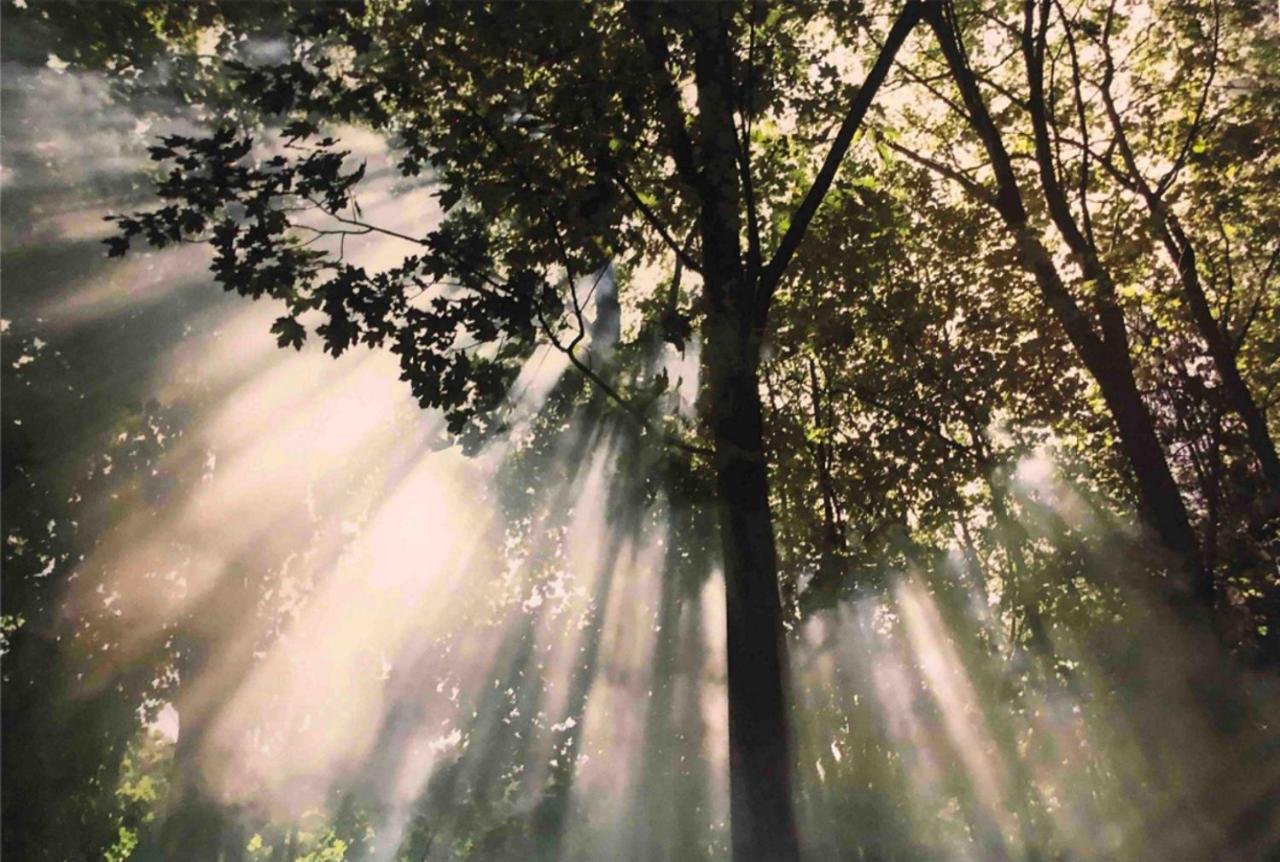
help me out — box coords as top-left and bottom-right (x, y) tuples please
(3, 1), (1279, 861)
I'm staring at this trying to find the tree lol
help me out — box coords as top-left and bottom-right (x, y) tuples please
(863, 0), (1277, 629)
(100, 3), (946, 859)
(10, 0), (1277, 857)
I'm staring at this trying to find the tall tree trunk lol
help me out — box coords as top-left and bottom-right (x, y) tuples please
(929, 6), (1256, 747)
(1018, 0), (1211, 605)
(635, 6), (926, 858)
(678, 6), (801, 859)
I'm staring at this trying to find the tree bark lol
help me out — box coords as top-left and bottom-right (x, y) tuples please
(634, 6), (928, 858)
(682, 7), (802, 859)
(706, 321), (800, 862)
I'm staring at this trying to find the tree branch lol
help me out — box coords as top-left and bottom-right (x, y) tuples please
(606, 167), (702, 275)
(756, 2), (925, 316)
(881, 136), (999, 208)
(534, 301), (711, 458)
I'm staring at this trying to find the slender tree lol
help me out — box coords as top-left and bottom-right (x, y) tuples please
(918, 1), (1209, 613)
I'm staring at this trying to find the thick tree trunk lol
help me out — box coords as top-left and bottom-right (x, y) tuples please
(674, 6), (802, 858)
(636, 7), (925, 858)
(705, 321), (800, 862)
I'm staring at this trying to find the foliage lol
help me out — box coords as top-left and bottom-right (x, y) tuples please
(3, 0), (1279, 859)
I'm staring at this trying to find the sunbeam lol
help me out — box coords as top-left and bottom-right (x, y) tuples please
(5, 5), (1279, 862)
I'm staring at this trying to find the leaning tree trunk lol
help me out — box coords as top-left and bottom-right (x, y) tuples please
(1092, 40), (1280, 512)
(1152, 213), (1280, 512)
(925, 4), (1210, 614)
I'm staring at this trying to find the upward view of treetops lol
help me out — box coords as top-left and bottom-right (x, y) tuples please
(2, 1), (1278, 860)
